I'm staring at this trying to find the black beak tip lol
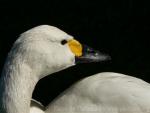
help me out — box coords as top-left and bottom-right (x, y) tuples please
(75, 52), (111, 64)
(75, 44), (111, 64)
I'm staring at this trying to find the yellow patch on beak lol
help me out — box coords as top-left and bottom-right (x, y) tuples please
(68, 39), (82, 57)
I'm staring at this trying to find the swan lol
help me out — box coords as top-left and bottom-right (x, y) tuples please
(1, 25), (150, 113)
(0, 25), (107, 113)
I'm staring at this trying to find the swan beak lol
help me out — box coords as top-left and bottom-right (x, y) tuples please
(67, 39), (110, 63)
(75, 45), (111, 64)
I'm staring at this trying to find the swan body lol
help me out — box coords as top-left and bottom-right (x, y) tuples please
(46, 72), (150, 113)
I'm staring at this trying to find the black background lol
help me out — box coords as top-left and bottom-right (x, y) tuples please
(0, 0), (150, 106)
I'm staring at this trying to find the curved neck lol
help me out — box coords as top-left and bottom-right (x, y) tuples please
(0, 60), (39, 113)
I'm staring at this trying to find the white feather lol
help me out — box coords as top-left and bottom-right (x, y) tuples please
(46, 72), (150, 113)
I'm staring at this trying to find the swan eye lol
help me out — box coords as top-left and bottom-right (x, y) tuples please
(61, 40), (68, 45)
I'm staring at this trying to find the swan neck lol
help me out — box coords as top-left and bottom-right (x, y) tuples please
(0, 61), (39, 113)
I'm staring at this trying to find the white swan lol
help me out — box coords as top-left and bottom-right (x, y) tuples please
(1, 25), (150, 113)
(0, 25), (107, 113)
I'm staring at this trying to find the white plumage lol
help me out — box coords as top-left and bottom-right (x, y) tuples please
(0, 25), (75, 113)
(46, 72), (150, 113)
(0, 25), (150, 113)
(30, 99), (45, 113)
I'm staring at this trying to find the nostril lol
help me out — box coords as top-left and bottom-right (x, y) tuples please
(87, 48), (95, 53)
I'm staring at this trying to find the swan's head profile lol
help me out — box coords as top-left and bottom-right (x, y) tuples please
(6, 25), (109, 79)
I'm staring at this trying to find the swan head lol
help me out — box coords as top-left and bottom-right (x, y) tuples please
(8, 25), (110, 79)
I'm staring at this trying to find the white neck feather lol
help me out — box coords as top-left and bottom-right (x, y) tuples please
(0, 55), (39, 113)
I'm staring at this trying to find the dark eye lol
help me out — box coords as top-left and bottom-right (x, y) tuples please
(61, 40), (68, 45)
